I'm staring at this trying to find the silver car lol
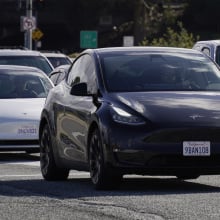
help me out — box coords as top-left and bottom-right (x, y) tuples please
(0, 65), (53, 153)
(193, 40), (220, 66)
(49, 64), (70, 86)
(42, 52), (72, 68)
(0, 49), (54, 75)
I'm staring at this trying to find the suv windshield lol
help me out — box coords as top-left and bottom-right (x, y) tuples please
(101, 52), (220, 92)
(0, 56), (53, 74)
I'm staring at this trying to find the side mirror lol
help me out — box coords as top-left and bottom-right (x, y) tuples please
(70, 82), (89, 96)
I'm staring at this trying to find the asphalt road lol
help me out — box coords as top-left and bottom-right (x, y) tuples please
(1, 152), (220, 220)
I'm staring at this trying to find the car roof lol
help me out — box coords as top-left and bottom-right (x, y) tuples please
(42, 52), (68, 57)
(84, 46), (203, 55)
(194, 40), (220, 46)
(0, 49), (46, 56)
(0, 64), (44, 72)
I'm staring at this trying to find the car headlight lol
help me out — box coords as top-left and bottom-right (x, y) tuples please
(111, 106), (145, 125)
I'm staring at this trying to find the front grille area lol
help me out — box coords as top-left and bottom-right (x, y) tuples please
(116, 152), (220, 169)
(144, 127), (220, 143)
(116, 152), (220, 175)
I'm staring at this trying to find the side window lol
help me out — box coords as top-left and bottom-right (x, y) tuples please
(83, 55), (97, 94)
(202, 47), (211, 57)
(56, 71), (66, 84)
(67, 54), (97, 93)
(215, 46), (220, 66)
(67, 56), (83, 86)
(49, 72), (59, 85)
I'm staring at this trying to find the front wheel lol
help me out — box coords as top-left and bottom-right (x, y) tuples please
(89, 129), (122, 190)
(40, 123), (69, 181)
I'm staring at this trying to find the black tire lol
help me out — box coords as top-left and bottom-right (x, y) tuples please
(176, 175), (200, 180)
(40, 123), (69, 181)
(89, 129), (122, 190)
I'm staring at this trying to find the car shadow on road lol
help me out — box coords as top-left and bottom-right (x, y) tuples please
(0, 152), (39, 162)
(1, 152), (220, 198)
(1, 176), (220, 199)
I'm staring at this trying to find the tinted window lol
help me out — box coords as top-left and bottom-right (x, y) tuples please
(216, 46), (220, 66)
(67, 56), (83, 86)
(101, 52), (220, 92)
(49, 72), (60, 85)
(0, 56), (53, 74)
(0, 71), (53, 99)
(50, 71), (66, 86)
(67, 54), (97, 93)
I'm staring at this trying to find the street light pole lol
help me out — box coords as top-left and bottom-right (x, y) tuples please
(25, 0), (33, 49)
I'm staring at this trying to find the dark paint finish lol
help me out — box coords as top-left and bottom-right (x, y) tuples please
(39, 47), (220, 179)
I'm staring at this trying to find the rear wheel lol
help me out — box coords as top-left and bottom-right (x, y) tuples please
(89, 129), (122, 190)
(40, 123), (69, 180)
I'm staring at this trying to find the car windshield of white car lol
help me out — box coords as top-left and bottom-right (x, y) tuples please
(101, 52), (220, 92)
(0, 72), (52, 99)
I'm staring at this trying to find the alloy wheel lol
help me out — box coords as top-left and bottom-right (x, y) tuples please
(89, 131), (102, 185)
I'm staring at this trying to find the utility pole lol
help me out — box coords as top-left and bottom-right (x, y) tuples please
(25, 0), (33, 49)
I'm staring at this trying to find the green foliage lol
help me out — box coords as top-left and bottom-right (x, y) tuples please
(69, 52), (80, 58)
(140, 22), (200, 48)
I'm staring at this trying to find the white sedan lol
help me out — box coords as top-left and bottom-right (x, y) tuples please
(0, 65), (53, 153)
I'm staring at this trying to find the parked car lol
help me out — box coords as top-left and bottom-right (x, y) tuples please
(49, 64), (70, 86)
(39, 46), (220, 189)
(0, 49), (54, 75)
(42, 52), (72, 68)
(193, 40), (220, 66)
(0, 65), (53, 153)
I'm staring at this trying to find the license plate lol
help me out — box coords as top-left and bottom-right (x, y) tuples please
(17, 126), (38, 136)
(183, 141), (210, 156)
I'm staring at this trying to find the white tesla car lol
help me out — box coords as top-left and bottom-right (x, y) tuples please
(0, 65), (53, 153)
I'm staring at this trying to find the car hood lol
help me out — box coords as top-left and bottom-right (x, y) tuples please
(113, 92), (220, 126)
(0, 98), (45, 139)
(0, 98), (45, 120)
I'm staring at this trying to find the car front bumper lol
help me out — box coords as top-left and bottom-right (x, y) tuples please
(104, 125), (220, 176)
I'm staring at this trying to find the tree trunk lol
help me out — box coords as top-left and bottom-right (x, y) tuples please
(133, 0), (148, 45)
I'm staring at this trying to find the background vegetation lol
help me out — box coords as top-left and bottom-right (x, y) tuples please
(1, 0), (219, 52)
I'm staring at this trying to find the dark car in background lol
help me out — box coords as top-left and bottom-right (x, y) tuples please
(193, 40), (220, 66)
(0, 49), (54, 75)
(39, 47), (220, 189)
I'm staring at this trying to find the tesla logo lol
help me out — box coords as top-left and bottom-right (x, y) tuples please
(189, 114), (204, 120)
